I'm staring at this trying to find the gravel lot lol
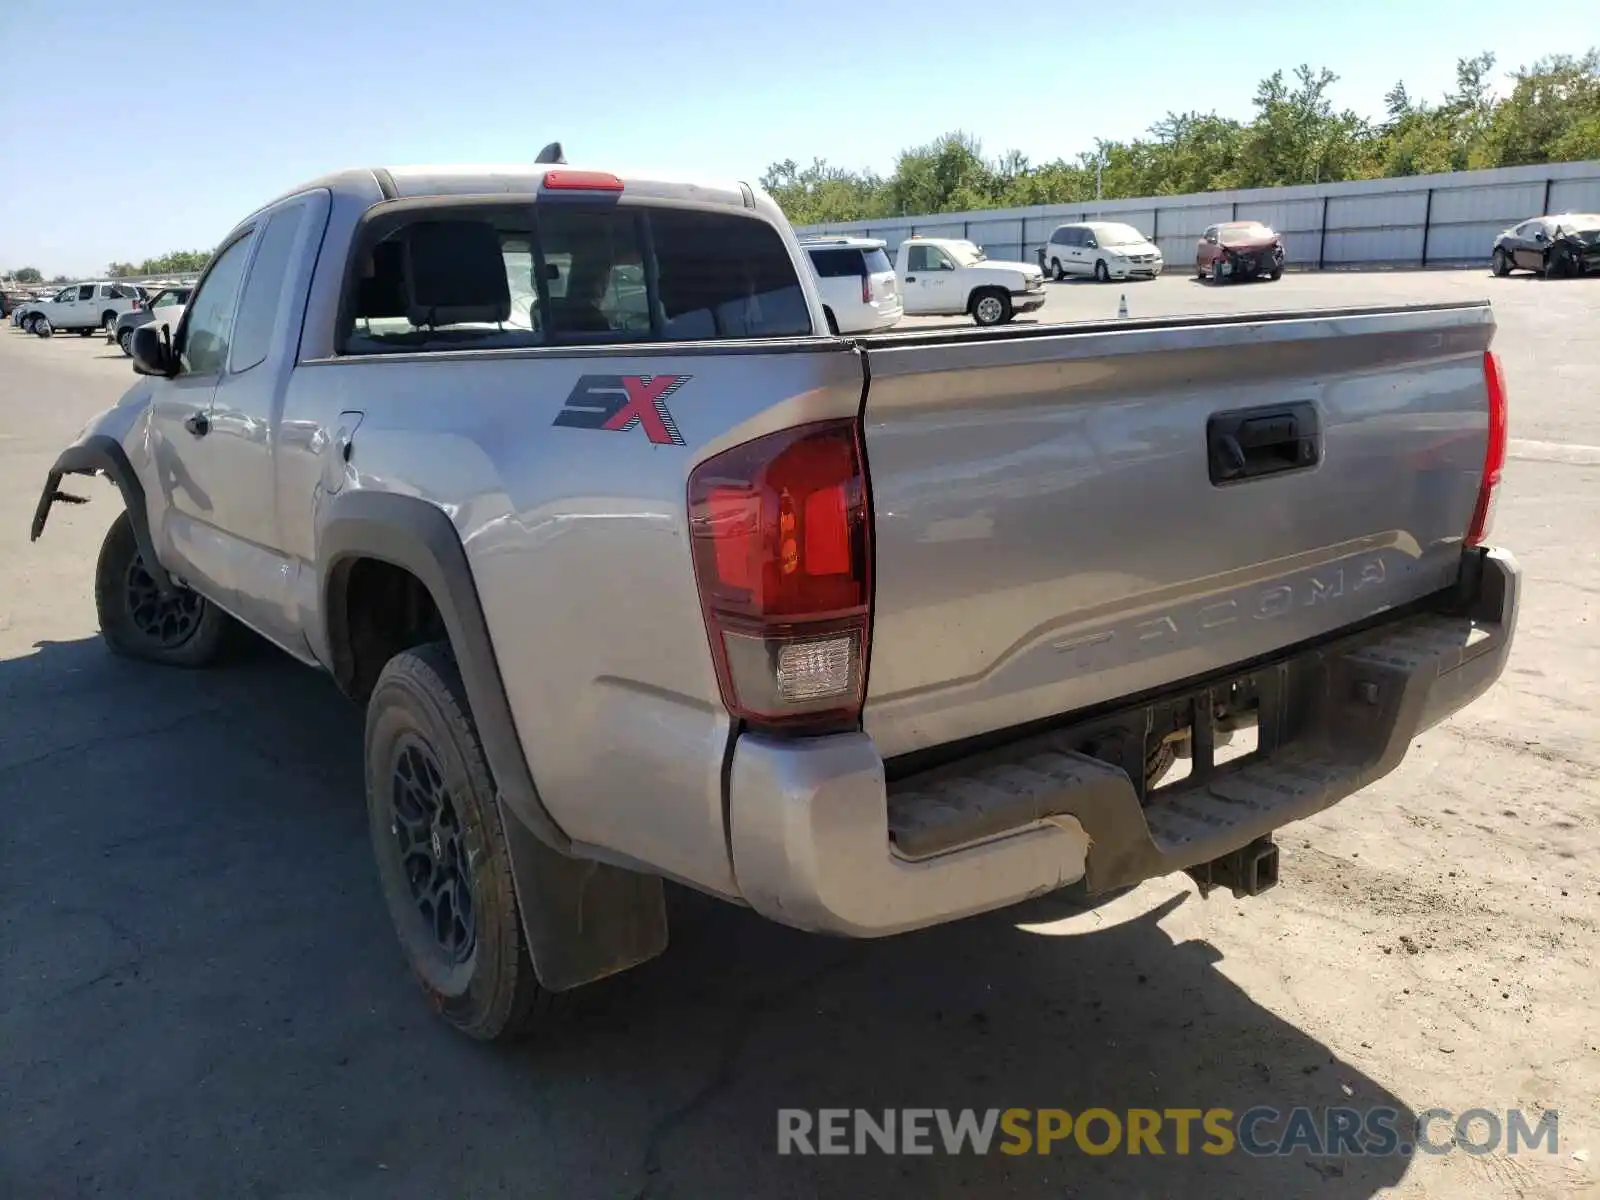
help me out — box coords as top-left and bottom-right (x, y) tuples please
(2, 271), (1597, 1200)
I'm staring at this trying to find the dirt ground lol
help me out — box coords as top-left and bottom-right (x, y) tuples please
(1, 271), (1597, 1199)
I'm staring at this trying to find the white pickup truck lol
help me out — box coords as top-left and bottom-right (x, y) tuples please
(895, 236), (1047, 325)
(23, 281), (143, 337)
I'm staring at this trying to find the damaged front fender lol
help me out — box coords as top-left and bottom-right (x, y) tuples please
(31, 405), (174, 594)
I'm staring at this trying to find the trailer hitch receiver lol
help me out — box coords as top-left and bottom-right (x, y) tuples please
(1187, 835), (1280, 899)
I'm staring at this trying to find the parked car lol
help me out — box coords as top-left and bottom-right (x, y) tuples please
(1197, 221), (1286, 282)
(11, 292), (50, 327)
(24, 281), (143, 336)
(32, 159), (1516, 1046)
(895, 235), (1047, 325)
(1044, 222), (1163, 282)
(799, 236), (903, 334)
(1491, 214), (1600, 278)
(110, 286), (191, 355)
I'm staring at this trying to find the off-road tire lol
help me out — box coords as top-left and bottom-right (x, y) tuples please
(365, 641), (556, 1042)
(94, 511), (233, 667)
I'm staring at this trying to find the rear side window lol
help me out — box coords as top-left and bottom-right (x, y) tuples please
(230, 204), (307, 373)
(861, 247), (892, 275)
(342, 203), (810, 354)
(808, 248), (864, 278)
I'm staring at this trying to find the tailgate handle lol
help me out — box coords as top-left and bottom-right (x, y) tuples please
(1208, 402), (1319, 485)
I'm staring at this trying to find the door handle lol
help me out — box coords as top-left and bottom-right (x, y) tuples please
(904, 275), (917, 282)
(184, 413), (210, 438)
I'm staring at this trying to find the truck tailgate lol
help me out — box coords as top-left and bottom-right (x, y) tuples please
(858, 302), (1496, 761)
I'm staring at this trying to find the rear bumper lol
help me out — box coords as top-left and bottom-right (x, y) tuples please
(727, 547), (1519, 937)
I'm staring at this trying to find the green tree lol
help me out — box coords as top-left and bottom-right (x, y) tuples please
(107, 262), (139, 278)
(11, 266), (43, 283)
(759, 48), (1600, 225)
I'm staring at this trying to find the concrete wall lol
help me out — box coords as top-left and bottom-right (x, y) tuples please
(796, 160), (1600, 270)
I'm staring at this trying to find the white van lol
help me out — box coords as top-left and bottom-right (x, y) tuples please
(1044, 222), (1164, 282)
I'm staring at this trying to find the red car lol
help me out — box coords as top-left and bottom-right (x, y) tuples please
(1196, 221), (1285, 283)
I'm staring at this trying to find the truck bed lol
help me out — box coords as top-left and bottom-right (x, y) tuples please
(850, 300), (1496, 761)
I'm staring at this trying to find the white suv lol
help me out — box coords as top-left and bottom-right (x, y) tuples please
(24, 281), (144, 337)
(800, 237), (903, 334)
(1044, 222), (1164, 282)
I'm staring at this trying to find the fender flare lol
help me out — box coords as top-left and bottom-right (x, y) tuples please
(31, 434), (175, 594)
(318, 490), (668, 992)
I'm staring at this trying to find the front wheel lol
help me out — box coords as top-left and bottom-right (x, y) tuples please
(94, 512), (233, 666)
(31, 314), (52, 337)
(1269, 266), (1283, 281)
(970, 289), (1012, 327)
(366, 642), (556, 1042)
(118, 327), (134, 356)
(1093, 259), (1110, 283)
(1492, 249), (1512, 277)
(1211, 259), (1227, 284)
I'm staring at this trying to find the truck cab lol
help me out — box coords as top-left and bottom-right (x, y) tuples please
(895, 236), (1047, 325)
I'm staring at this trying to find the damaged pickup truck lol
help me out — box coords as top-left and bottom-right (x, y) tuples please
(32, 157), (1519, 1043)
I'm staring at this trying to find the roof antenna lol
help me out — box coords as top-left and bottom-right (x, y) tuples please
(535, 142), (566, 165)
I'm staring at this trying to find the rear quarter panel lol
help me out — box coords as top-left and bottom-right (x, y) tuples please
(291, 344), (864, 895)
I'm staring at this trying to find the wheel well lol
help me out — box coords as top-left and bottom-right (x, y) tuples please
(329, 557), (447, 703)
(968, 285), (1006, 310)
(101, 309), (117, 323)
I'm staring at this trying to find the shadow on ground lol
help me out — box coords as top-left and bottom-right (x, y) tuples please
(0, 637), (1416, 1199)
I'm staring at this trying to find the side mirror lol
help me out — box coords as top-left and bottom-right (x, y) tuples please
(131, 322), (177, 377)
(1533, 231), (1547, 243)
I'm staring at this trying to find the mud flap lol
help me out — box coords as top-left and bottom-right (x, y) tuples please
(498, 798), (669, 992)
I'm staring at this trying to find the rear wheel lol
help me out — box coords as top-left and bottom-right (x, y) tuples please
(1050, 257), (1064, 281)
(366, 642), (555, 1042)
(101, 310), (118, 331)
(78, 327), (94, 337)
(1492, 248), (1512, 277)
(94, 511), (232, 667)
(971, 288), (1012, 327)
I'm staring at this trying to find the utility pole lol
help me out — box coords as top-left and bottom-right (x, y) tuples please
(1096, 152), (1103, 202)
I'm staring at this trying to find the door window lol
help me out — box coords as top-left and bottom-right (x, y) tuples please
(906, 245), (954, 272)
(54, 288), (75, 302)
(77, 285), (95, 301)
(177, 233), (255, 376)
(230, 204), (307, 373)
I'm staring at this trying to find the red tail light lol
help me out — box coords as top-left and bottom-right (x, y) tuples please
(861, 275), (872, 304)
(688, 419), (872, 734)
(1467, 349), (1508, 547)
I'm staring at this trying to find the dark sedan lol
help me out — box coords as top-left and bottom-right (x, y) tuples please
(1196, 221), (1285, 283)
(1492, 213), (1600, 278)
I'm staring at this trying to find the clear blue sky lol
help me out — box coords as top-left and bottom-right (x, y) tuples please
(0, 0), (1579, 276)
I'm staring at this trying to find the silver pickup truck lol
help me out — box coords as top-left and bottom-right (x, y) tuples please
(31, 159), (1519, 1043)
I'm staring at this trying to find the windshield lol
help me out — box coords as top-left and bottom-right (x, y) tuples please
(1220, 223), (1276, 245)
(944, 240), (987, 265)
(1095, 223), (1148, 247)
